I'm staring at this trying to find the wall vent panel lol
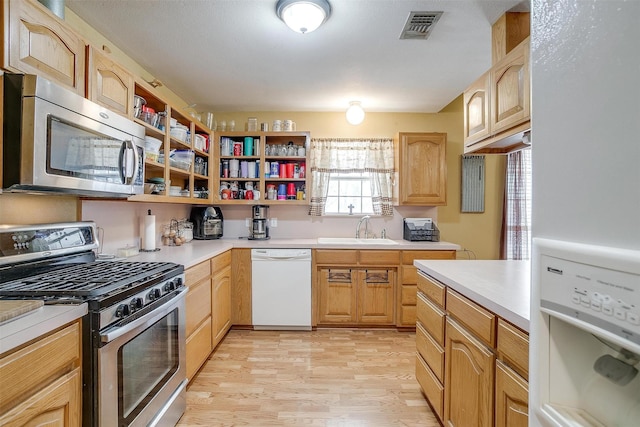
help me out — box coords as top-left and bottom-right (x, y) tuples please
(461, 155), (485, 213)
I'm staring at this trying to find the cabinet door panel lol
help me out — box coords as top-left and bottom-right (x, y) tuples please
(212, 265), (232, 347)
(445, 318), (495, 427)
(186, 317), (212, 381)
(318, 268), (357, 323)
(6, 0), (85, 94)
(357, 269), (395, 324)
(185, 277), (212, 337)
(398, 133), (447, 206)
(491, 38), (530, 134)
(86, 45), (133, 116)
(416, 352), (444, 422)
(464, 71), (491, 145)
(495, 360), (528, 427)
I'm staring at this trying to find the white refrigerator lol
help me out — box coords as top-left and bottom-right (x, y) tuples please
(529, 1), (640, 426)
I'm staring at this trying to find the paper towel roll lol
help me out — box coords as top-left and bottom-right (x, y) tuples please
(143, 213), (156, 251)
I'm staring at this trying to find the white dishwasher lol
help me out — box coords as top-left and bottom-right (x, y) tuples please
(251, 248), (312, 330)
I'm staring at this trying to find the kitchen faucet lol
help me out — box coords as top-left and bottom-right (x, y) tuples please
(355, 215), (371, 238)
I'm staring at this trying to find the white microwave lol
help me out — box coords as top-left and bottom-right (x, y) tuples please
(2, 74), (145, 197)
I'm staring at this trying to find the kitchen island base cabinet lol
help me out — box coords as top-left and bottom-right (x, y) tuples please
(495, 359), (528, 427)
(444, 318), (495, 427)
(0, 321), (82, 426)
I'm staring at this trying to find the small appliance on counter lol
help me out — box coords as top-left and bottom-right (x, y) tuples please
(249, 205), (270, 240)
(403, 218), (440, 242)
(190, 206), (223, 239)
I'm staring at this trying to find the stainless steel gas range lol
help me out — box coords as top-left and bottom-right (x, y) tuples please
(0, 221), (187, 426)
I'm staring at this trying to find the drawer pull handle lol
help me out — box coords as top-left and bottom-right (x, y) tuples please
(365, 269), (390, 284)
(328, 269), (352, 283)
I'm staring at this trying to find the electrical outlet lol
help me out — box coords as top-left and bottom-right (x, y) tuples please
(270, 218), (278, 228)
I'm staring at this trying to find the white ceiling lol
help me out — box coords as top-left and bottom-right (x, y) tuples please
(66, 0), (528, 113)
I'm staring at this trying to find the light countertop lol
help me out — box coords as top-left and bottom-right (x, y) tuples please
(0, 303), (87, 354)
(414, 260), (531, 332)
(124, 238), (460, 269)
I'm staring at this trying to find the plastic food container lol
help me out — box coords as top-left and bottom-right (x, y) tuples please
(169, 149), (194, 171)
(170, 127), (188, 142)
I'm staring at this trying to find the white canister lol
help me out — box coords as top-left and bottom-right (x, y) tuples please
(273, 120), (282, 132)
(283, 119), (293, 131)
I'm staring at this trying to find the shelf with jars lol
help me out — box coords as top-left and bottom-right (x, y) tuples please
(128, 80), (213, 203)
(215, 131), (309, 205)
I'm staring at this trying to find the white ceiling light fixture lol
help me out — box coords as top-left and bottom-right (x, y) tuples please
(346, 101), (365, 125)
(276, 0), (331, 34)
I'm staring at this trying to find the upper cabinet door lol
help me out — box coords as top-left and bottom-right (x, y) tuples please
(3, 0), (86, 95)
(86, 45), (134, 117)
(490, 38), (530, 135)
(398, 132), (447, 206)
(463, 71), (491, 147)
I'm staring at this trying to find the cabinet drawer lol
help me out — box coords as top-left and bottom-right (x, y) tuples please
(403, 250), (456, 263)
(416, 352), (444, 421)
(417, 272), (445, 308)
(0, 321), (80, 412)
(497, 319), (529, 379)
(186, 317), (212, 380)
(315, 250), (357, 265)
(185, 278), (212, 337)
(447, 289), (496, 347)
(416, 292), (445, 346)
(416, 321), (445, 382)
(358, 250), (400, 265)
(401, 265), (418, 284)
(401, 284), (417, 305)
(211, 250), (231, 272)
(186, 260), (211, 285)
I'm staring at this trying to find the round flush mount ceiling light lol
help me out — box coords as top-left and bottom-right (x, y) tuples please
(276, 0), (331, 34)
(346, 101), (365, 125)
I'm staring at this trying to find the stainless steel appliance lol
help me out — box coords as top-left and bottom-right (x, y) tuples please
(2, 73), (145, 197)
(190, 206), (223, 239)
(0, 222), (187, 427)
(249, 204), (270, 240)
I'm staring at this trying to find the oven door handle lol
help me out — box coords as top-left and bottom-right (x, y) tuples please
(100, 288), (187, 344)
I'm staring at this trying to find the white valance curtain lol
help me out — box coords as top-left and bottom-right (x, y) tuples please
(308, 138), (395, 216)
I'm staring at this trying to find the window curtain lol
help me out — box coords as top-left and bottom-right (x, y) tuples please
(308, 138), (395, 216)
(500, 149), (532, 260)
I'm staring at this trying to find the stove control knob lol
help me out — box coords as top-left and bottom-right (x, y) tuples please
(131, 297), (144, 311)
(116, 304), (131, 318)
(148, 288), (161, 301)
(173, 278), (183, 288)
(164, 281), (176, 292)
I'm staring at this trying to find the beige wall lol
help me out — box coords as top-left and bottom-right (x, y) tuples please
(0, 7), (507, 259)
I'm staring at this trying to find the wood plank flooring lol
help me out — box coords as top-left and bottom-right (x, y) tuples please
(177, 329), (439, 426)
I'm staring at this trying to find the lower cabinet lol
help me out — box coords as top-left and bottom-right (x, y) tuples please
(318, 268), (395, 324)
(444, 318), (495, 427)
(415, 270), (530, 427)
(495, 359), (529, 427)
(231, 248), (252, 327)
(0, 321), (82, 426)
(185, 250), (232, 381)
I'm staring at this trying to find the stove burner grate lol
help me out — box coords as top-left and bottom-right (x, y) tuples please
(0, 261), (179, 297)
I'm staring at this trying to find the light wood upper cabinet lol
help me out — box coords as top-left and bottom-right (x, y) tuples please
(86, 45), (134, 117)
(490, 37), (530, 135)
(397, 132), (447, 206)
(2, 0), (86, 95)
(463, 71), (491, 145)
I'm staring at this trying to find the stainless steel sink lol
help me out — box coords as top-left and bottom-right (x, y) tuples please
(317, 237), (399, 245)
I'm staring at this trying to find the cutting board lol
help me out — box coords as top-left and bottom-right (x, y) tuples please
(0, 300), (44, 323)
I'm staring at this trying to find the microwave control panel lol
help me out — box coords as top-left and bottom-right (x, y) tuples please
(537, 239), (640, 346)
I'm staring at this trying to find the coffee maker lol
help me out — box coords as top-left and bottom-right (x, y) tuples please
(249, 205), (269, 240)
(190, 206), (223, 239)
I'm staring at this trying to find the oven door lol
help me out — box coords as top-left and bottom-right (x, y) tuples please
(98, 289), (187, 427)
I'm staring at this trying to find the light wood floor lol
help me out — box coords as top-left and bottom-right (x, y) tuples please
(177, 328), (439, 427)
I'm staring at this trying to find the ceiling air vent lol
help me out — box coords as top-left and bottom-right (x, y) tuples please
(400, 11), (443, 40)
